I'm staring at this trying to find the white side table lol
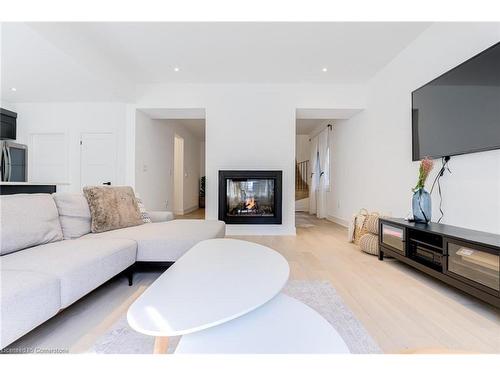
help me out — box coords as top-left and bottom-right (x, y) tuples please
(127, 238), (290, 352)
(175, 293), (350, 354)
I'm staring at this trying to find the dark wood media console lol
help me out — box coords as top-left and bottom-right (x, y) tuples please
(378, 218), (500, 308)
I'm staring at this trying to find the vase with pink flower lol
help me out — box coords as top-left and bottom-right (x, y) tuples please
(412, 157), (434, 223)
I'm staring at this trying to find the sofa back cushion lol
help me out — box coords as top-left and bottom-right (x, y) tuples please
(52, 193), (92, 239)
(83, 186), (143, 233)
(0, 194), (63, 255)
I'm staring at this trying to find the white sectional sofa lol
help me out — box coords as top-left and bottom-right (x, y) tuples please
(84, 220), (226, 262)
(0, 193), (225, 349)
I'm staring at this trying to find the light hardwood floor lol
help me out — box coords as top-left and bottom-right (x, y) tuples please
(174, 208), (205, 219)
(237, 213), (499, 354)
(7, 212), (500, 353)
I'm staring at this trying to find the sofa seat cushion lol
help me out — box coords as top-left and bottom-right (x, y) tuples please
(1, 238), (137, 308)
(82, 220), (226, 262)
(0, 193), (63, 255)
(0, 270), (60, 349)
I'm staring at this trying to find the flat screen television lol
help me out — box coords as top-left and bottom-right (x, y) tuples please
(411, 42), (500, 161)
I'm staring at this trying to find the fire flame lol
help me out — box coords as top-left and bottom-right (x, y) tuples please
(245, 197), (256, 210)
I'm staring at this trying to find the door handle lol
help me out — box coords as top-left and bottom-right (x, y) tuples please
(103, 182), (111, 185)
(0, 145), (6, 181)
(5, 145), (11, 181)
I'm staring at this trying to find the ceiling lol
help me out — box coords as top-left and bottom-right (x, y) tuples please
(1, 23), (133, 102)
(138, 108), (206, 119)
(296, 108), (362, 134)
(296, 108), (362, 119)
(1, 22), (431, 102)
(170, 119), (206, 140)
(296, 119), (330, 135)
(137, 108), (206, 139)
(171, 119), (205, 141)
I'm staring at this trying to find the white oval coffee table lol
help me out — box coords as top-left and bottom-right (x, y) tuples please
(174, 293), (350, 354)
(127, 238), (289, 352)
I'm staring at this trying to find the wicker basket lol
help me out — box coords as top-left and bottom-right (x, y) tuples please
(353, 209), (369, 244)
(359, 233), (379, 256)
(365, 213), (380, 235)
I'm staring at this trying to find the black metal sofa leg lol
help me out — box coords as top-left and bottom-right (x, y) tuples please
(125, 265), (134, 286)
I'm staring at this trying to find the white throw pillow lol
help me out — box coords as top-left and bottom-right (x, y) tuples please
(0, 194), (63, 255)
(135, 196), (152, 223)
(52, 192), (92, 239)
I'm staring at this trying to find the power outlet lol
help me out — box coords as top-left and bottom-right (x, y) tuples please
(337, 200), (341, 209)
(165, 200), (169, 208)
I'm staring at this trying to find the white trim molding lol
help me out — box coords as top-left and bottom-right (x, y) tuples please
(326, 214), (349, 228)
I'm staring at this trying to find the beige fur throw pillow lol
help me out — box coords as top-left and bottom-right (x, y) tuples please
(83, 186), (143, 233)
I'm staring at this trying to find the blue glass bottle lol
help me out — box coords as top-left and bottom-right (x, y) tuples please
(412, 188), (431, 223)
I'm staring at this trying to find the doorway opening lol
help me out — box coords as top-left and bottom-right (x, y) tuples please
(295, 108), (362, 228)
(135, 108), (206, 219)
(295, 118), (332, 218)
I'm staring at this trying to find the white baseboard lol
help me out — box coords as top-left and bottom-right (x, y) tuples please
(183, 205), (199, 214)
(327, 215), (349, 227)
(174, 205), (199, 216)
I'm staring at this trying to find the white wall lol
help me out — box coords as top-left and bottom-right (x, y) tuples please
(328, 23), (500, 234)
(135, 83), (366, 235)
(1, 101), (16, 112)
(135, 110), (172, 210)
(200, 141), (206, 177)
(172, 120), (202, 214)
(135, 112), (202, 212)
(13, 102), (130, 192)
(173, 135), (184, 214)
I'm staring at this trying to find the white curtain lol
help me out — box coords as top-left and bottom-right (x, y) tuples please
(308, 127), (331, 218)
(309, 136), (319, 215)
(317, 129), (328, 219)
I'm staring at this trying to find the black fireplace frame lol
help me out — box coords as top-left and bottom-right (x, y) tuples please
(218, 170), (282, 225)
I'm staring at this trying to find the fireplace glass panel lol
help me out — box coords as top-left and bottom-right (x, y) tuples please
(226, 179), (275, 217)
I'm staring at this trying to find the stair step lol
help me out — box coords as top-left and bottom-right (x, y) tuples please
(295, 189), (309, 201)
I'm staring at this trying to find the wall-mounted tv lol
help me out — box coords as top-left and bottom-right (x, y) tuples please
(412, 42), (500, 161)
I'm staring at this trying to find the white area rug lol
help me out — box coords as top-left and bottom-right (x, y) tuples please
(89, 280), (382, 354)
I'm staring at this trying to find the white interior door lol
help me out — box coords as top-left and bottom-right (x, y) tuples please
(30, 133), (68, 183)
(80, 133), (116, 188)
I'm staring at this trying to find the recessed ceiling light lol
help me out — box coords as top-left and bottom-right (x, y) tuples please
(174, 67), (180, 72)
(10, 87), (17, 92)
(322, 68), (328, 72)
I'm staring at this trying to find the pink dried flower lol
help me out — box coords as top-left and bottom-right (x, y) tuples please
(421, 158), (433, 176)
(414, 157), (434, 191)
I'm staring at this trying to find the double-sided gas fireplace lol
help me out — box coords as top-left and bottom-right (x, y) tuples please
(218, 170), (282, 224)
